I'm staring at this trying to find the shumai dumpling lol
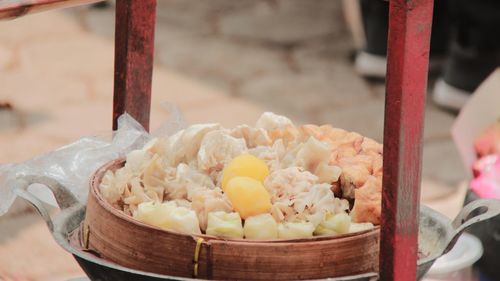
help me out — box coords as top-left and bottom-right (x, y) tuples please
(166, 123), (221, 166)
(100, 169), (130, 205)
(247, 139), (286, 173)
(256, 112), (293, 131)
(125, 149), (152, 175)
(197, 130), (247, 174)
(290, 137), (342, 184)
(191, 189), (233, 231)
(230, 125), (272, 148)
(292, 184), (349, 227)
(265, 167), (318, 200)
(257, 112), (299, 145)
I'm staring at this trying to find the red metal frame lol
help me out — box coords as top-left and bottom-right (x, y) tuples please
(112, 0), (156, 131)
(0, 0), (436, 279)
(381, 0), (434, 280)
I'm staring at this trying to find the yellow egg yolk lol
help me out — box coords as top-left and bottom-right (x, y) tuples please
(224, 176), (272, 219)
(221, 154), (269, 191)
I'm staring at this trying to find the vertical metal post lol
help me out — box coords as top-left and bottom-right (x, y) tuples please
(380, 0), (434, 280)
(113, 0), (156, 131)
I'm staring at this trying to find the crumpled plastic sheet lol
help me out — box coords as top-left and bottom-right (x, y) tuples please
(0, 109), (185, 216)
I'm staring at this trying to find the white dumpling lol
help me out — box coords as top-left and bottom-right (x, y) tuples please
(176, 163), (215, 197)
(269, 198), (294, 222)
(142, 137), (168, 156)
(191, 188), (233, 231)
(133, 201), (176, 227)
(162, 206), (202, 234)
(133, 201), (201, 234)
(140, 137), (181, 165)
(165, 123), (221, 166)
(230, 125), (272, 148)
(247, 139), (286, 173)
(244, 214), (278, 240)
(197, 130), (247, 173)
(293, 137), (330, 170)
(314, 213), (351, 236)
(256, 112), (294, 130)
(277, 221), (314, 239)
(164, 163), (215, 201)
(315, 162), (342, 184)
(282, 137), (341, 184)
(292, 184), (349, 227)
(264, 167), (318, 200)
(100, 170), (125, 204)
(206, 211), (244, 238)
(124, 149), (152, 174)
(142, 155), (168, 188)
(349, 222), (374, 233)
(123, 177), (155, 206)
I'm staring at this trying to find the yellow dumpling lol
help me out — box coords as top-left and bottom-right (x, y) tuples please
(221, 154), (269, 190)
(314, 213), (351, 236)
(244, 214), (278, 240)
(225, 176), (272, 219)
(206, 211), (244, 238)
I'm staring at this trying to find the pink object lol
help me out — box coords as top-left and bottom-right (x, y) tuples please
(474, 122), (500, 158)
(471, 155), (500, 199)
(472, 154), (499, 177)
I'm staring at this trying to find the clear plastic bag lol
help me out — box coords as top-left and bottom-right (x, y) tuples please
(0, 112), (184, 215)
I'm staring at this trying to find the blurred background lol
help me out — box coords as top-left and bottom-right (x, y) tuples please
(0, 0), (473, 280)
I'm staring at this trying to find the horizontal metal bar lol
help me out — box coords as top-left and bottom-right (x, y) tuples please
(0, 0), (103, 20)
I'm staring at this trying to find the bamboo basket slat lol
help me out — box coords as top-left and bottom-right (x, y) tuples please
(84, 159), (380, 280)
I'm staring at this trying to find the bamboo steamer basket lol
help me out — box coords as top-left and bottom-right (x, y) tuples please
(84, 159), (380, 280)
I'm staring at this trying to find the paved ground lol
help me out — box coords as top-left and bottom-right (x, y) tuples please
(0, 1), (466, 280)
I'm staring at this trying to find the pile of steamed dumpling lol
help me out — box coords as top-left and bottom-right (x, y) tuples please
(100, 112), (382, 240)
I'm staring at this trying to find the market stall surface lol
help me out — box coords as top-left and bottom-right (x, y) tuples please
(0, 3), (465, 280)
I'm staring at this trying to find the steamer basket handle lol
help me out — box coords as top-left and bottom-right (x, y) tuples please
(444, 198), (500, 253)
(13, 175), (80, 232)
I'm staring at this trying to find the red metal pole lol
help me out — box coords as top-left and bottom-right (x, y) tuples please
(380, 0), (433, 280)
(113, 0), (156, 131)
